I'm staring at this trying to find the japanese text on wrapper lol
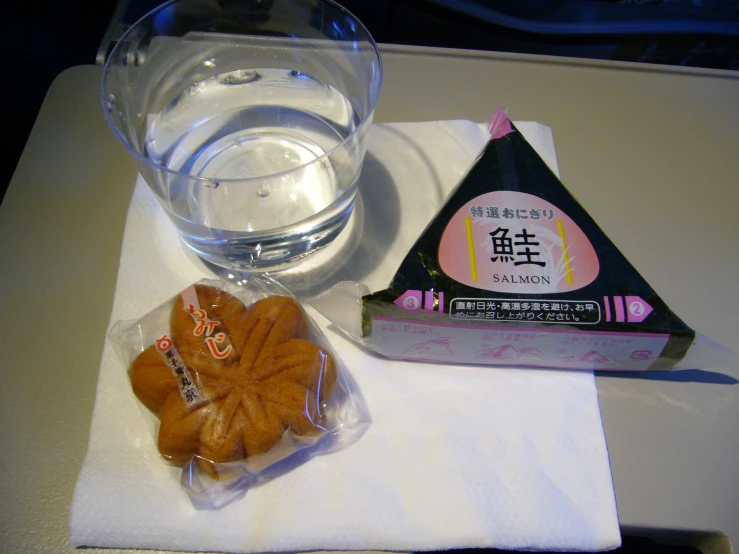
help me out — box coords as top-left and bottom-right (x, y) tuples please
(155, 335), (203, 407)
(469, 206), (554, 221)
(184, 303), (233, 360)
(450, 298), (602, 324)
(488, 227), (545, 266)
(379, 321), (437, 336)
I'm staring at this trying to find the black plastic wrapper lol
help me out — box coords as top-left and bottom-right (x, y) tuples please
(317, 113), (735, 372)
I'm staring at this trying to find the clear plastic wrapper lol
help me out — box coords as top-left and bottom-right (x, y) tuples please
(313, 111), (736, 373)
(109, 276), (369, 509)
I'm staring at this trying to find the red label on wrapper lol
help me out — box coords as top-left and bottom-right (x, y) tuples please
(181, 286), (234, 361)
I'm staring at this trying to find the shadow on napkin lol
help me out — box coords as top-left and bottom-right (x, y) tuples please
(598, 369), (738, 385)
(439, 534), (702, 554)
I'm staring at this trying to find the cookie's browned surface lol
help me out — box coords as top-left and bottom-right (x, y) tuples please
(129, 287), (337, 475)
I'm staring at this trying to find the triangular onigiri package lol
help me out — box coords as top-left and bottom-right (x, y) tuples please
(316, 113), (735, 372)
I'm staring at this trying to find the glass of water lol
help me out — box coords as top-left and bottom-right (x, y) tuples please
(102, 0), (382, 271)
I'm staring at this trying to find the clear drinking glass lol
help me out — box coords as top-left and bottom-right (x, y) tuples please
(102, 0), (382, 271)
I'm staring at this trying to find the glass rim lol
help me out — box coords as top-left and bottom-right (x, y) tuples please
(101, 0), (383, 185)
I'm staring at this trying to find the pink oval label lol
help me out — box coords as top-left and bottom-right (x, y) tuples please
(439, 191), (599, 293)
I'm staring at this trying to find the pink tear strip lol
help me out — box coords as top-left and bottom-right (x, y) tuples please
(486, 107), (515, 139)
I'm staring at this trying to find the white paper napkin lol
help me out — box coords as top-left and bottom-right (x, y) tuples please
(70, 121), (621, 553)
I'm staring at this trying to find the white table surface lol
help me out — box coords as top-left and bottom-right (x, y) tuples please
(1, 44), (737, 553)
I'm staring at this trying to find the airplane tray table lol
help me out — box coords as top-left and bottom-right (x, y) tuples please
(1, 44), (737, 553)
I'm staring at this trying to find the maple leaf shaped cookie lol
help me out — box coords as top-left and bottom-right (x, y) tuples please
(129, 285), (337, 478)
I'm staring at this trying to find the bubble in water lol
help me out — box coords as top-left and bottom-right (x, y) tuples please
(219, 70), (260, 86)
(289, 70), (312, 80)
(185, 81), (206, 97)
(257, 184), (271, 198)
